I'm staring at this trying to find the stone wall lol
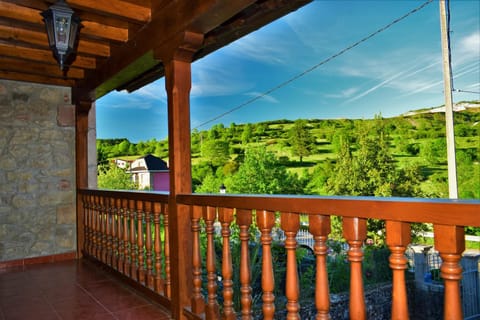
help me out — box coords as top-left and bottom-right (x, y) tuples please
(0, 79), (76, 261)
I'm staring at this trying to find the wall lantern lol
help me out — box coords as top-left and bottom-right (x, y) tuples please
(41, 0), (81, 71)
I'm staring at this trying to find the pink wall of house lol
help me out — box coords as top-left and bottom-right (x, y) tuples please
(153, 172), (169, 191)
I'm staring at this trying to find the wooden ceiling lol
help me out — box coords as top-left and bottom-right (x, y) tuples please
(0, 0), (311, 101)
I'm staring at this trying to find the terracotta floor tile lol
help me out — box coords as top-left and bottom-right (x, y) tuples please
(2, 302), (59, 320)
(0, 259), (171, 320)
(114, 304), (172, 320)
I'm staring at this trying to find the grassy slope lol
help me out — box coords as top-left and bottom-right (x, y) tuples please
(104, 106), (480, 198)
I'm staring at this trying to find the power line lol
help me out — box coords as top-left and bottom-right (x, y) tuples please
(193, 0), (434, 130)
(453, 89), (480, 95)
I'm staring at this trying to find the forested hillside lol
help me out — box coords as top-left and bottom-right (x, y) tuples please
(97, 103), (479, 199)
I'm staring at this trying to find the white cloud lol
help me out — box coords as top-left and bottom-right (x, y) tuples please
(135, 81), (167, 102)
(456, 31), (480, 59)
(324, 87), (360, 99)
(344, 59), (442, 103)
(466, 82), (480, 89)
(191, 62), (253, 97)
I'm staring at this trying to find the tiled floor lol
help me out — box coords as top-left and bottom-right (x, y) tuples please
(0, 259), (171, 320)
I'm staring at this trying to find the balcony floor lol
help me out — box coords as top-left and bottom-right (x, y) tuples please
(0, 259), (171, 320)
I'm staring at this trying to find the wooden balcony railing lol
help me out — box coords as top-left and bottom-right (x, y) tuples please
(78, 190), (479, 320)
(177, 194), (479, 320)
(78, 189), (171, 306)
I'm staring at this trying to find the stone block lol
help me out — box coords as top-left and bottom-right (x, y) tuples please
(55, 226), (75, 250)
(57, 105), (75, 127)
(57, 179), (71, 191)
(56, 204), (75, 224)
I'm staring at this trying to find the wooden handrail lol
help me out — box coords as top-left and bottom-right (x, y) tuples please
(176, 193), (478, 320)
(78, 189), (479, 320)
(176, 194), (479, 226)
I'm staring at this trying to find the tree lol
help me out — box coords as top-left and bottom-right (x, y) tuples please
(98, 164), (136, 190)
(228, 147), (304, 194)
(241, 124), (253, 144)
(200, 139), (230, 167)
(289, 119), (315, 163)
(118, 140), (130, 154)
(305, 161), (334, 195)
(327, 117), (425, 240)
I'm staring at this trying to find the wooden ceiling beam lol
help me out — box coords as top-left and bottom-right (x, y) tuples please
(82, 21), (128, 42)
(0, 70), (74, 86)
(58, 0), (151, 24)
(189, 0), (257, 34)
(0, 25), (110, 57)
(0, 2), (129, 42)
(0, 43), (96, 69)
(0, 56), (84, 79)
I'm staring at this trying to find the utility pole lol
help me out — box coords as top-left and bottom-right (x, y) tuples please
(439, 0), (458, 199)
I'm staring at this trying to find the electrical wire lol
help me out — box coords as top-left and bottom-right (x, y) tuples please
(193, 0), (434, 130)
(453, 89), (480, 95)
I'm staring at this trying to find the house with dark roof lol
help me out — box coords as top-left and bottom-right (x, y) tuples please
(129, 154), (169, 191)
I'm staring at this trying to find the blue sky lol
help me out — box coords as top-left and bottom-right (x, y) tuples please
(97, 0), (480, 143)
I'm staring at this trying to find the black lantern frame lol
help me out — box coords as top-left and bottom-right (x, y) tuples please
(41, 0), (81, 71)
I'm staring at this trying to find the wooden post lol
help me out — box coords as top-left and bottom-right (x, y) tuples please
(75, 99), (93, 258)
(158, 30), (204, 320)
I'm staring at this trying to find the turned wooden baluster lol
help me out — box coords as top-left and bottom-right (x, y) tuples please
(89, 194), (96, 256)
(257, 210), (276, 320)
(137, 200), (145, 284)
(91, 195), (97, 258)
(129, 199), (138, 279)
(105, 197), (113, 267)
(110, 197), (117, 268)
(237, 209), (253, 319)
(153, 202), (164, 294)
(84, 195), (93, 255)
(309, 215), (331, 320)
(116, 197), (124, 272)
(128, 200), (137, 279)
(281, 212), (301, 320)
(144, 201), (154, 289)
(164, 203), (171, 298)
(191, 205), (205, 314)
(219, 207), (236, 319)
(434, 225), (465, 320)
(343, 217), (367, 320)
(204, 206), (220, 319)
(80, 194), (88, 252)
(100, 196), (108, 263)
(386, 221), (411, 320)
(93, 195), (101, 259)
(122, 198), (130, 276)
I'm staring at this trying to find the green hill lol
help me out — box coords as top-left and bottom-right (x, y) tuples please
(97, 102), (480, 199)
